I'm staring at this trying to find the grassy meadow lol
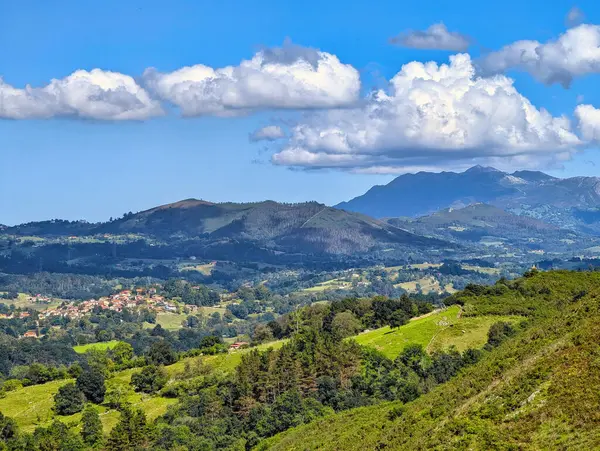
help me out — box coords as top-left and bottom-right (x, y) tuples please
(354, 305), (521, 358)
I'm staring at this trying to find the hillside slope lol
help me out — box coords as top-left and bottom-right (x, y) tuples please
(259, 271), (600, 450)
(3, 200), (452, 262)
(387, 203), (595, 253)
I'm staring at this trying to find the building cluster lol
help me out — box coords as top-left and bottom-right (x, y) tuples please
(0, 311), (31, 320)
(40, 289), (178, 320)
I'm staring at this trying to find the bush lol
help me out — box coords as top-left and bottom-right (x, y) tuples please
(147, 340), (177, 366)
(485, 322), (516, 349)
(54, 383), (84, 415)
(76, 368), (106, 404)
(131, 365), (168, 394)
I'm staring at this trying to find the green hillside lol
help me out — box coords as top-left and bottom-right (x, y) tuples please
(0, 339), (287, 433)
(354, 305), (521, 358)
(259, 271), (600, 450)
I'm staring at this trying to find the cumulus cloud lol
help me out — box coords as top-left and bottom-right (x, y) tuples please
(143, 42), (360, 116)
(575, 104), (600, 141)
(390, 23), (471, 51)
(479, 24), (600, 87)
(0, 69), (162, 120)
(250, 125), (286, 142)
(566, 6), (585, 27)
(271, 54), (581, 173)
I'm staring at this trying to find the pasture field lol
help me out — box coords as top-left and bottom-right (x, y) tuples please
(73, 340), (121, 354)
(354, 306), (521, 358)
(143, 312), (188, 330)
(0, 293), (62, 311)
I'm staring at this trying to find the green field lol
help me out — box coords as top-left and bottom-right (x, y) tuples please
(354, 306), (521, 358)
(394, 277), (456, 294)
(73, 340), (121, 354)
(143, 312), (188, 330)
(303, 278), (353, 292)
(0, 338), (288, 433)
(0, 293), (62, 311)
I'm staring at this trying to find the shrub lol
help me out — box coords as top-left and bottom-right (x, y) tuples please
(131, 365), (168, 394)
(54, 383), (84, 415)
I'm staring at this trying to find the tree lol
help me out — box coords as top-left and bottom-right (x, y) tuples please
(81, 404), (103, 446)
(106, 407), (149, 451)
(0, 412), (18, 441)
(331, 311), (362, 338)
(76, 367), (106, 404)
(253, 324), (274, 344)
(147, 340), (177, 365)
(486, 321), (515, 349)
(388, 310), (408, 330)
(112, 342), (134, 365)
(54, 382), (84, 415)
(33, 420), (85, 451)
(131, 365), (168, 394)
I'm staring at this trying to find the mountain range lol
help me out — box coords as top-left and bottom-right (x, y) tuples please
(337, 166), (600, 234)
(1, 200), (450, 267)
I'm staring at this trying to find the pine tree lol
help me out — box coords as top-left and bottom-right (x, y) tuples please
(81, 404), (103, 446)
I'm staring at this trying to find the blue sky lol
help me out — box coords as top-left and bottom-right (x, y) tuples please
(1, 0), (600, 225)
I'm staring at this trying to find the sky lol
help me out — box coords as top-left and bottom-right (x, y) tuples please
(2, 0), (600, 225)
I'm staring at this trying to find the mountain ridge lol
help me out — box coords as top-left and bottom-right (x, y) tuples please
(336, 166), (600, 233)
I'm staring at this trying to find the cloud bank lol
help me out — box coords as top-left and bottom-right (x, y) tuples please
(143, 43), (360, 116)
(479, 24), (600, 87)
(0, 70), (162, 120)
(390, 23), (471, 51)
(271, 54), (581, 173)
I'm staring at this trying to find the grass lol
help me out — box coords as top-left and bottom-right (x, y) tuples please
(395, 277), (442, 294)
(179, 261), (216, 275)
(73, 340), (121, 354)
(0, 337), (288, 434)
(463, 264), (501, 275)
(260, 271), (600, 450)
(303, 279), (352, 292)
(353, 306), (521, 358)
(0, 293), (62, 311)
(144, 313), (188, 330)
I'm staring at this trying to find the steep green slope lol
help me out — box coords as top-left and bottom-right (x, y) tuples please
(259, 271), (600, 450)
(354, 305), (521, 358)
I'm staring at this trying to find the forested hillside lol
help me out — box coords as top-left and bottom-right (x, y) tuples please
(260, 270), (600, 450)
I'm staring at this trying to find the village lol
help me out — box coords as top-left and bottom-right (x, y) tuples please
(38, 288), (179, 320)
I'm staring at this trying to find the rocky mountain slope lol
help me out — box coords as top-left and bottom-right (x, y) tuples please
(337, 166), (600, 234)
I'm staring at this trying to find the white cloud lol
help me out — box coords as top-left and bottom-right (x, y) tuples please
(575, 104), (600, 141)
(144, 43), (360, 116)
(566, 6), (585, 27)
(271, 54), (581, 173)
(479, 24), (600, 87)
(250, 125), (286, 141)
(0, 69), (162, 120)
(390, 23), (471, 51)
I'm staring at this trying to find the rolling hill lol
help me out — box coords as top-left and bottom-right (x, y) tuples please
(387, 203), (597, 254)
(337, 166), (600, 234)
(2, 200), (453, 265)
(258, 270), (600, 450)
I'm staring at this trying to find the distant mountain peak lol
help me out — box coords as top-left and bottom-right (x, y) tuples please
(465, 165), (502, 173)
(511, 170), (557, 183)
(153, 199), (217, 211)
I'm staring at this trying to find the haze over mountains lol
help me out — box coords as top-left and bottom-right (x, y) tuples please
(337, 166), (600, 234)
